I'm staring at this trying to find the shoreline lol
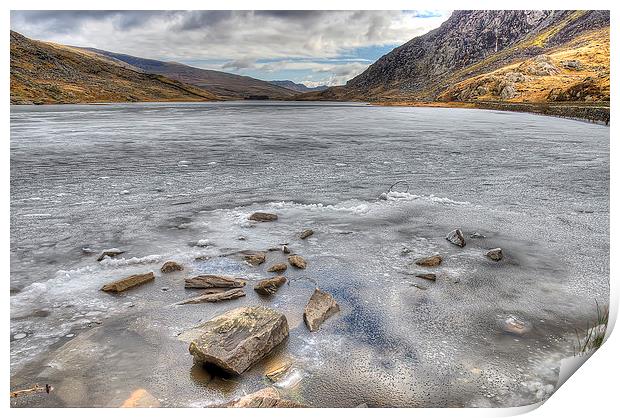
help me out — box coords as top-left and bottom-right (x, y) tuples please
(371, 100), (610, 125)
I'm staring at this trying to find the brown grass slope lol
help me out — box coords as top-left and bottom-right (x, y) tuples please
(10, 31), (219, 104)
(84, 48), (299, 100)
(305, 10), (609, 107)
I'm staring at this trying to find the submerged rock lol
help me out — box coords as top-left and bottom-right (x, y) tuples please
(501, 316), (531, 335)
(249, 212), (278, 222)
(470, 232), (486, 239)
(97, 248), (125, 262)
(303, 288), (340, 331)
(160, 261), (183, 273)
(416, 273), (437, 281)
(121, 389), (160, 408)
(486, 248), (503, 261)
(254, 276), (287, 295)
(244, 252), (266, 266)
(184, 275), (246, 289)
(219, 387), (304, 408)
(267, 263), (288, 273)
(189, 306), (289, 375)
(446, 229), (466, 247)
(288, 255), (307, 269)
(178, 288), (246, 305)
(265, 360), (293, 382)
(101, 272), (154, 293)
(299, 229), (314, 239)
(414, 255), (443, 267)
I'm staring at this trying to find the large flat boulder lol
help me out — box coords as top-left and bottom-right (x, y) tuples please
(101, 272), (154, 293)
(303, 288), (340, 331)
(189, 306), (289, 375)
(184, 275), (246, 289)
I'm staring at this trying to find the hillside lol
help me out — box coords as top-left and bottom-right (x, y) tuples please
(269, 80), (328, 93)
(10, 31), (219, 104)
(307, 10), (609, 107)
(85, 49), (298, 100)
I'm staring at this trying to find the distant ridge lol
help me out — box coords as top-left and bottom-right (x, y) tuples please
(10, 31), (219, 104)
(268, 80), (329, 93)
(85, 48), (299, 100)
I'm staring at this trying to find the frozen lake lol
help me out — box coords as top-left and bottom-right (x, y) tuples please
(10, 102), (610, 407)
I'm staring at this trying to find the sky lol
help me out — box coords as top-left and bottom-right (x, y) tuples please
(10, 10), (451, 87)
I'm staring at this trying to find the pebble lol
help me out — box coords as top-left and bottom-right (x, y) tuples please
(13, 333), (27, 340)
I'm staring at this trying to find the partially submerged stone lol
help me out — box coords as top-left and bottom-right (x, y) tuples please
(178, 288), (245, 305)
(244, 252), (266, 266)
(288, 255), (307, 269)
(249, 212), (278, 222)
(470, 232), (486, 239)
(299, 229), (314, 239)
(267, 263), (288, 273)
(414, 255), (443, 267)
(254, 276), (287, 295)
(282, 245), (291, 254)
(303, 288), (340, 331)
(265, 360), (293, 382)
(160, 261), (183, 273)
(120, 389), (160, 408)
(416, 273), (437, 281)
(218, 387), (304, 408)
(446, 229), (466, 247)
(184, 275), (246, 289)
(189, 306), (289, 375)
(97, 248), (125, 261)
(101, 272), (154, 293)
(486, 248), (503, 261)
(501, 316), (531, 335)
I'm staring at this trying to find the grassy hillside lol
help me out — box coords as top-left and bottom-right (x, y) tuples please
(10, 31), (219, 104)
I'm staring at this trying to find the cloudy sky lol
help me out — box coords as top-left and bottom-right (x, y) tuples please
(10, 10), (451, 86)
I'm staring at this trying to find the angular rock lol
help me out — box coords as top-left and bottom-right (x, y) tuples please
(414, 255), (443, 267)
(249, 212), (278, 222)
(189, 306), (289, 375)
(299, 229), (314, 239)
(97, 248), (125, 261)
(486, 248), (503, 261)
(160, 261), (183, 273)
(178, 288), (245, 305)
(470, 232), (486, 239)
(254, 276), (287, 295)
(282, 245), (291, 254)
(101, 272), (154, 293)
(446, 229), (466, 247)
(267, 263), (288, 273)
(244, 252), (266, 266)
(416, 273), (437, 281)
(219, 387), (304, 408)
(184, 275), (246, 289)
(303, 288), (340, 331)
(288, 255), (307, 269)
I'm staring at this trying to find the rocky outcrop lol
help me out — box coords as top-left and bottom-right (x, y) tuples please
(184, 275), (246, 289)
(415, 255), (443, 267)
(446, 229), (466, 247)
(267, 263), (288, 273)
(178, 288), (245, 304)
(218, 387), (304, 408)
(160, 261), (183, 273)
(288, 255), (307, 269)
(254, 276), (287, 295)
(303, 289), (340, 331)
(249, 212), (278, 222)
(188, 306), (289, 375)
(486, 248), (504, 261)
(101, 272), (154, 293)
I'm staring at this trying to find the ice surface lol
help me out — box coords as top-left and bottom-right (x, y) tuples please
(10, 102), (609, 407)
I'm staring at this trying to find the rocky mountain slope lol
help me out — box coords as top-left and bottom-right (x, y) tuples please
(10, 31), (219, 105)
(85, 49), (298, 100)
(309, 10), (609, 105)
(268, 80), (328, 93)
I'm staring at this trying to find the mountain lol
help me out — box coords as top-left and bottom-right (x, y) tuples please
(84, 49), (299, 100)
(10, 31), (218, 105)
(307, 10), (609, 105)
(268, 80), (329, 93)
